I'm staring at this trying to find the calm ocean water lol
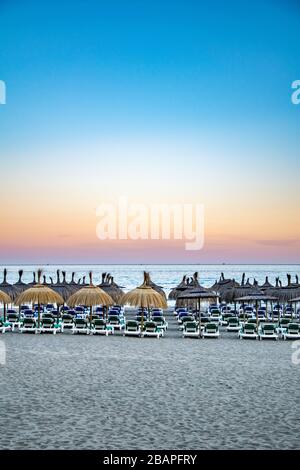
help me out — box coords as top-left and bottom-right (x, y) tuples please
(1, 264), (299, 297)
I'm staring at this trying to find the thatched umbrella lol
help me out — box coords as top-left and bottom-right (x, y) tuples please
(67, 272), (114, 323)
(168, 275), (188, 300)
(177, 288), (219, 336)
(0, 269), (17, 301)
(278, 274), (300, 302)
(13, 269), (28, 296)
(260, 276), (274, 291)
(15, 270), (64, 328)
(68, 272), (81, 292)
(98, 273), (124, 304)
(232, 275), (256, 301)
(209, 273), (239, 303)
(51, 270), (75, 303)
(27, 272), (37, 287)
(175, 273), (210, 309)
(0, 289), (12, 322)
(121, 272), (167, 331)
(147, 272), (166, 300)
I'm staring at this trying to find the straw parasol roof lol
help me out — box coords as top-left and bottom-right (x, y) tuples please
(15, 271), (64, 306)
(0, 289), (12, 322)
(147, 272), (166, 300)
(98, 273), (124, 303)
(0, 268), (17, 301)
(278, 274), (300, 301)
(67, 272), (114, 308)
(0, 289), (12, 305)
(27, 272), (37, 286)
(15, 270), (64, 326)
(13, 269), (28, 296)
(232, 275), (257, 301)
(68, 272), (81, 292)
(121, 272), (167, 309)
(50, 270), (74, 303)
(260, 276), (274, 290)
(168, 275), (188, 300)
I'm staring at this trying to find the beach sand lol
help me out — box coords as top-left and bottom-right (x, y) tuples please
(0, 311), (299, 450)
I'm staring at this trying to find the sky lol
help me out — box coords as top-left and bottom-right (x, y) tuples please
(0, 0), (299, 264)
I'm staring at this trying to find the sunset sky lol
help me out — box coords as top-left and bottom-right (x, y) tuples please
(0, 0), (299, 263)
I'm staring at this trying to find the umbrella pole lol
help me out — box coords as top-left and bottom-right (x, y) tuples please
(141, 306), (144, 333)
(271, 301), (274, 323)
(198, 298), (201, 338)
(3, 303), (6, 323)
(90, 305), (93, 324)
(256, 300), (258, 330)
(38, 302), (40, 329)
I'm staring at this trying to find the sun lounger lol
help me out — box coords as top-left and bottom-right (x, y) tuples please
(183, 321), (201, 338)
(39, 316), (61, 334)
(6, 312), (21, 331)
(72, 318), (90, 335)
(61, 314), (74, 332)
(226, 317), (240, 332)
(123, 320), (141, 337)
(107, 315), (125, 330)
(19, 318), (37, 334)
(152, 316), (168, 332)
(0, 320), (12, 334)
(276, 318), (290, 336)
(259, 323), (278, 341)
(178, 315), (195, 330)
(90, 318), (113, 335)
(202, 322), (220, 338)
(283, 323), (300, 340)
(142, 321), (163, 338)
(238, 322), (258, 339)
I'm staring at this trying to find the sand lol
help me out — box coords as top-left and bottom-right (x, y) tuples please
(0, 311), (299, 450)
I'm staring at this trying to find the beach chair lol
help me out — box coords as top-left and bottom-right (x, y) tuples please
(7, 311), (20, 331)
(238, 322), (258, 340)
(142, 321), (163, 338)
(123, 320), (141, 337)
(257, 308), (266, 321)
(107, 315), (125, 331)
(202, 322), (220, 338)
(90, 318), (113, 336)
(220, 312), (233, 326)
(19, 318), (37, 334)
(178, 315), (194, 330)
(276, 318), (290, 336)
(0, 320), (12, 334)
(283, 323), (300, 340)
(259, 323), (278, 341)
(209, 308), (222, 324)
(40, 316), (61, 334)
(22, 309), (35, 319)
(61, 314), (74, 332)
(177, 311), (189, 324)
(226, 317), (240, 332)
(152, 316), (168, 332)
(72, 318), (90, 335)
(183, 321), (201, 338)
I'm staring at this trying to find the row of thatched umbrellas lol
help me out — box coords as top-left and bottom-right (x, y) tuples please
(169, 272), (300, 304)
(0, 270), (167, 328)
(169, 272), (300, 329)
